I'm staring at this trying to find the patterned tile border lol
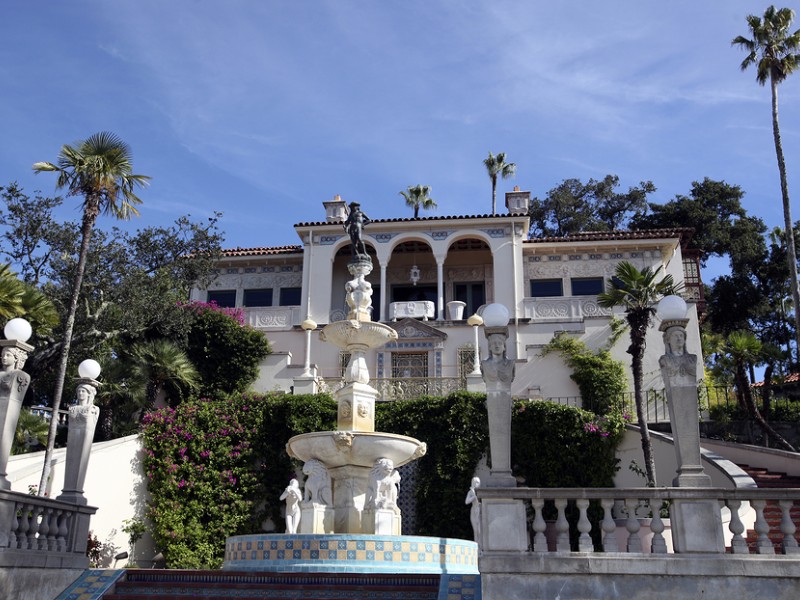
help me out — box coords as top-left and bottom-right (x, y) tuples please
(224, 534), (479, 574)
(54, 569), (125, 600)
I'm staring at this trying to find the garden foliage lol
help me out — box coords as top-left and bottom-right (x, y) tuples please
(141, 391), (624, 568)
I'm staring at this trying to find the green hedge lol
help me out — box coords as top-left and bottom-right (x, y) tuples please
(141, 392), (624, 568)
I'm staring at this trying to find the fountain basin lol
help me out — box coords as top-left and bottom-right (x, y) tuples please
(286, 431), (425, 468)
(319, 320), (398, 350)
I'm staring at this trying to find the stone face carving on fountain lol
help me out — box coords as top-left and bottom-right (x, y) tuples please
(287, 213), (426, 535)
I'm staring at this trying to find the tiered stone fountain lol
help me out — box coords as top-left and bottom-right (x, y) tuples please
(224, 251), (478, 575)
(286, 255), (426, 535)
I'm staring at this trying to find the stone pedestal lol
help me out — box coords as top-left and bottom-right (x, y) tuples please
(336, 382), (377, 432)
(57, 404), (100, 505)
(480, 498), (528, 552)
(293, 371), (319, 395)
(669, 499), (724, 553)
(364, 507), (401, 536)
(485, 390), (516, 488)
(329, 464), (370, 534)
(299, 504), (335, 534)
(465, 373), (485, 393)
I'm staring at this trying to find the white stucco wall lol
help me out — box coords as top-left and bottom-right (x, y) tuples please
(7, 435), (156, 567)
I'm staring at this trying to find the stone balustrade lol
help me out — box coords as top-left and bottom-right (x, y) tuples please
(0, 489), (97, 568)
(522, 296), (612, 321)
(477, 486), (800, 555)
(319, 377), (463, 401)
(245, 306), (302, 330)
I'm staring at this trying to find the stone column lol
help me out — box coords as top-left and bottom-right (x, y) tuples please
(0, 340), (33, 490)
(57, 379), (101, 505)
(659, 308), (724, 553)
(436, 258), (444, 320)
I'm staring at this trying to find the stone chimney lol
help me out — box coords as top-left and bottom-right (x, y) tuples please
(324, 194), (348, 222)
(505, 186), (530, 214)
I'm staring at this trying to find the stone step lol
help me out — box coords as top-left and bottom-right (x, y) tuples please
(737, 463), (800, 553)
(101, 571), (445, 600)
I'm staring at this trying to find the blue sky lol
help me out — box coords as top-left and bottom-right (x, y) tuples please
(1, 1), (798, 282)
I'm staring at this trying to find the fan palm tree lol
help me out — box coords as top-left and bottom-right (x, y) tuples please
(128, 339), (200, 419)
(733, 6), (800, 369)
(399, 185), (437, 218)
(725, 331), (795, 451)
(12, 410), (50, 455)
(0, 263), (59, 336)
(598, 262), (678, 486)
(483, 152), (516, 216)
(33, 132), (149, 494)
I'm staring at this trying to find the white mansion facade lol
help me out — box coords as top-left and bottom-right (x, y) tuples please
(190, 190), (704, 404)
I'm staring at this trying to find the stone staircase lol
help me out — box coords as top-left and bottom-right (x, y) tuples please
(737, 464), (800, 552)
(96, 570), (475, 600)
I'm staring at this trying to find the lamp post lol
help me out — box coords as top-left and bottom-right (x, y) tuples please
(57, 359), (102, 505)
(467, 313), (483, 375)
(301, 318), (317, 378)
(656, 295), (723, 552)
(0, 318), (33, 490)
(480, 303), (516, 488)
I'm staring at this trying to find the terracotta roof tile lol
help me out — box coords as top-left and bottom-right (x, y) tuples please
(294, 213), (518, 227)
(752, 372), (800, 387)
(524, 228), (695, 244)
(220, 245), (303, 257)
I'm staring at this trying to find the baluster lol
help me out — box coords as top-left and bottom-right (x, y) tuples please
(624, 497), (642, 553)
(727, 500), (749, 554)
(751, 499), (774, 555)
(600, 498), (618, 552)
(46, 508), (59, 551)
(9, 503), (19, 548)
(57, 511), (69, 553)
(36, 506), (50, 550)
(531, 499), (547, 552)
(554, 498), (569, 552)
(649, 506), (667, 554)
(576, 498), (593, 552)
(18, 503), (31, 550)
(779, 500), (798, 554)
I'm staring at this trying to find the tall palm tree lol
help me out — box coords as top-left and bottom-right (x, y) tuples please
(733, 6), (800, 368)
(483, 152), (516, 216)
(33, 132), (149, 494)
(598, 262), (678, 486)
(725, 331), (795, 451)
(399, 185), (437, 218)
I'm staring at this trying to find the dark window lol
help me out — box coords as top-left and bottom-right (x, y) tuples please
(279, 287), (302, 306)
(530, 279), (563, 297)
(571, 277), (604, 296)
(454, 282), (486, 317)
(207, 289), (236, 307)
(243, 288), (273, 307)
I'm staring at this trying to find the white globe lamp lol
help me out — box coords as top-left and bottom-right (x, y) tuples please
(482, 303), (510, 328)
(4, 318), (32, 343)
(78, 359), (102, 380)
(657, 295), (688, 321)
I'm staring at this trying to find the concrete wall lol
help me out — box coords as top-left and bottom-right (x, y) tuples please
(481, 554), (800, 600)
(6, 435), (156, 568)
(0, 567), (84, 600)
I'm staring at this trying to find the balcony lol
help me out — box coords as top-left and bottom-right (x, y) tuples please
(522, 296), (612, 321)
(245, 306), (302, 330)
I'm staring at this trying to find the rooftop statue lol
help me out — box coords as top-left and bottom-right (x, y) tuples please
(344, 202), (371, 259)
